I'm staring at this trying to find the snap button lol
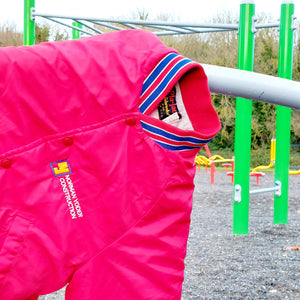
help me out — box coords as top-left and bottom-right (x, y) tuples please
(62, 137), (74, 146)
(125, 117), (137, 126)
(1, 158), (13, 169)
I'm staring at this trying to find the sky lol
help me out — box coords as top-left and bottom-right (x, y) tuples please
(0, 0), (299, 31)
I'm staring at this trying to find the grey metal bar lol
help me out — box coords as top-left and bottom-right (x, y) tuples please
(250, 181), (281, 197)
(32, 12), (240, 30)
(154, 28), (236, 36)
(122, 23), (140, 30)
(43, 17), (94, 36)
(73, 19), (103, 34)
(235, 181), (281, 203)
(256, 22), (280, 29)
(39, 13), (237, 37)
(180, 26), (217, 33)
(202, 64), (300, 110)
(32, 11), (279, 37)
(93, 21), (126, 31)
(143, 24), (193, 34)
(250, 187), (278, 195)
(40, 16), (238, 36)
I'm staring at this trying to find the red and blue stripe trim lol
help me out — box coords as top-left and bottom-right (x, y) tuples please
(139, 52), (214, 151)
(140, 119), (212, 151)
(139, 53), (194, 114)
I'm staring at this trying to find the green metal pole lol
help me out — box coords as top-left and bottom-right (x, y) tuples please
(24, 0), (35, 45)
(274, 0), (295, 224)
(72, 22), (82, 40)
(233, 1), (255, 235)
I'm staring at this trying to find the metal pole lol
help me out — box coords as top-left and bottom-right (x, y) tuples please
(30, 13), (240, 30)
(274, 0), (295, 224)
(72, 22), (82, 39)
(202, 64), (300, 110)
(24, 0), (35, 45)
(233, 0), (255, 235)
(250, 181), (281, 196)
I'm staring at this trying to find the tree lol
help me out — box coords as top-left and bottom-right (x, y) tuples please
(0, 22), (23, 46)
(35, 23), (70, 43)
(35, 23), (50, 43)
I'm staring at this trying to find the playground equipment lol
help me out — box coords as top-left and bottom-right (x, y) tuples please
(23, 0), (300, 235)
(232, 0), (296, 234)
(195, 145), (217, 184)
(195, 151), (234, 185)
(195, 149), (266, 185)
(252, 138), (300, 175)
(289, 169), (300, 175)
(228, 168), (265, 185)
(252, 139), (276, 172)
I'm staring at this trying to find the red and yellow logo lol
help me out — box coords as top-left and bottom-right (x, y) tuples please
(50, 160), (72, 177)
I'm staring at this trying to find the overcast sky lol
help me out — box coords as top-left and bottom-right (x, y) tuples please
(0, 0), (299, 31)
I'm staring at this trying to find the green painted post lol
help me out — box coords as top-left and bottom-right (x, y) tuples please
(72, 22), (82, 40)
(233, 0), (255, 235)
(274, 0), (295, 224)
(24, 0), (35, 45)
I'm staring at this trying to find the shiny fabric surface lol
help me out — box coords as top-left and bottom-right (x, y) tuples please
(0, 30), (220, 299)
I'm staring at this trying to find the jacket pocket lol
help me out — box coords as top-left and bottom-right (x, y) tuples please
(0, 214), (32, 282)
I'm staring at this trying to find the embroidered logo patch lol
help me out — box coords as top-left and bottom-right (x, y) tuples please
(50, 159), (83, 219)
(50, 159), (72, 177)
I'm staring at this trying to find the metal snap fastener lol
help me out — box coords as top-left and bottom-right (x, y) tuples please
(62, 137), (74, 146)
(125, 117), (137, 126)
(1, 158), (13, 169)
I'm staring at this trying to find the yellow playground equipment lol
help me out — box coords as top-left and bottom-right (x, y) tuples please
(195, 154), (233, 168)
(195, 154), (234, 185)
(252, 139), (276, 172)
(289, 169), (300, 175)
(252, 139), (300, 175)
(195, 145), (234, 184)
(196, 139), (300, 185)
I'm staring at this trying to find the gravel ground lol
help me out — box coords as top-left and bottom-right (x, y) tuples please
(40, 171), (300, 299)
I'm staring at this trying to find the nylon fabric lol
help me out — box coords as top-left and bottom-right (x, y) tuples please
(0, 30), (220, 299)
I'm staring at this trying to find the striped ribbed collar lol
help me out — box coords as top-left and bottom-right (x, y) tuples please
(140, 116), (214, 151)
(139, 53), (194, 114)
(139, 52), (219, 152)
